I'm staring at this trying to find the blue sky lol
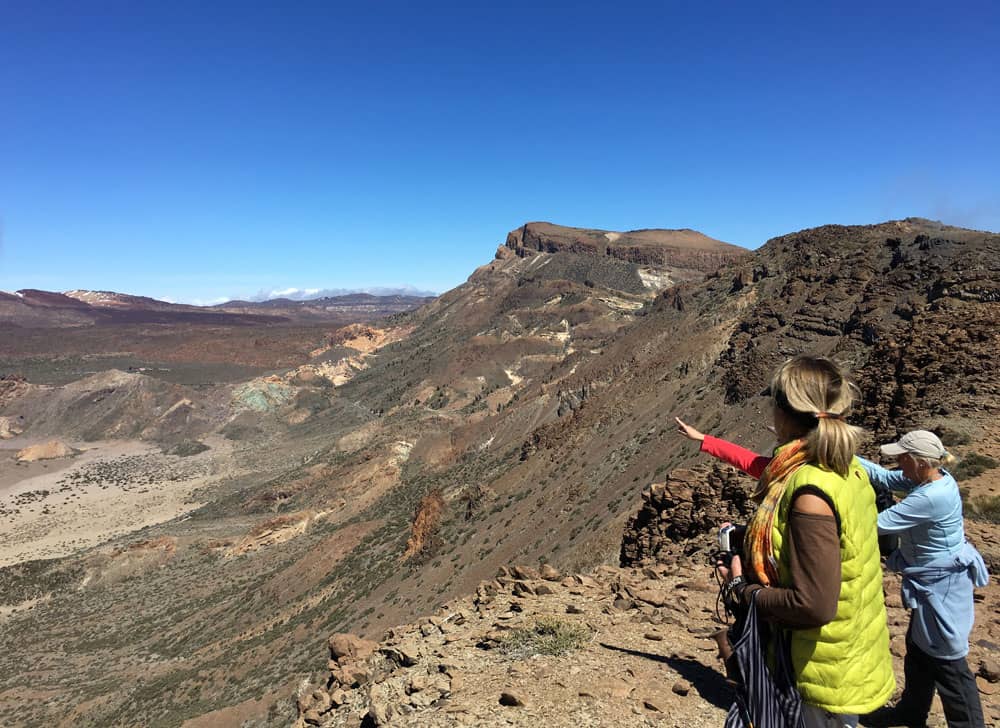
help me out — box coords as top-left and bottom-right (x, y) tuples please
(1, 1), (998, 303)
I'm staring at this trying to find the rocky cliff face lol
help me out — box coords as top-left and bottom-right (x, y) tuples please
(505, 221), (748, 277)
(709, 219), (1000, 442)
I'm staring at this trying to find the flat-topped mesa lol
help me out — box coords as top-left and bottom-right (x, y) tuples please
(504, 221), (749, 273)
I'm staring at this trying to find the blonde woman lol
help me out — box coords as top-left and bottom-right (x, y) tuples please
(859, 431), (988, 728)
(683, 355), (895, 728)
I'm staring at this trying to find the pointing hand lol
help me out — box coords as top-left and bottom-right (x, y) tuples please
(675, 417), (705, 442)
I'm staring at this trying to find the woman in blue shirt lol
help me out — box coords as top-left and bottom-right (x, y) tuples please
(859, 430), (989, 728)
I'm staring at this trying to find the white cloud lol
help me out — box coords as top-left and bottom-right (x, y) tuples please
(186, 296), (232, 306)
(269, 287), (303, 298)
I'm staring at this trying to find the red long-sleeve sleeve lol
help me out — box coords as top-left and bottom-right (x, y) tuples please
(699, 434), (770, 478)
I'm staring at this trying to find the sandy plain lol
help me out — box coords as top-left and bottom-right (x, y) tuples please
(0, 435), (236, 567)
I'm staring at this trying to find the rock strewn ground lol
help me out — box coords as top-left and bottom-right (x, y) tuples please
(286, 559), (1000, 728)
(291, 561), (731, 728)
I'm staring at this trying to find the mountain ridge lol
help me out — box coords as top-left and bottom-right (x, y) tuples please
(0, 218), (998, 727)
(0, 289), (434, 328)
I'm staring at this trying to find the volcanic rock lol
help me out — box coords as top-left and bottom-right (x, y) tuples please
(620, 463), (754, 566)
(0, 416), (24, 439)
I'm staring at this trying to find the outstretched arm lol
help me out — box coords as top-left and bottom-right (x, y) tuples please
(676, 418), (770, 478)
(857, 456), (915, 493)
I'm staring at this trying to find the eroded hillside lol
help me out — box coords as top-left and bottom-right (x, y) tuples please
(1, 219), (998, 727)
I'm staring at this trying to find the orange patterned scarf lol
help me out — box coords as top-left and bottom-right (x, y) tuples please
(743, 439), (809, 586)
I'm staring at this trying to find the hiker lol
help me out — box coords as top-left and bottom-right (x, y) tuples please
(677, 355), (894, 728)
(857, 431), (988, 728)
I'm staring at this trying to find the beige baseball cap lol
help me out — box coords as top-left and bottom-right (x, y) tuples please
(880, 430), (947, 459)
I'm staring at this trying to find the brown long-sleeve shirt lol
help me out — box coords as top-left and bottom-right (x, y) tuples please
(740, 490), (842, 629)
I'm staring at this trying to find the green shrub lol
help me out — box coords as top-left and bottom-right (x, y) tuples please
(943, 429), (972, 446)
(165, 440), (210, 457)
(963, 494), (1000, 524)
(497, 618), (594, 659)
(953, 453), (999, 480)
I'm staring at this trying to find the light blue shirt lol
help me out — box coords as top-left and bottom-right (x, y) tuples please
(858, 457), (989, 659)
(857, 457), (965, 566)
(886, 543), (988, 659)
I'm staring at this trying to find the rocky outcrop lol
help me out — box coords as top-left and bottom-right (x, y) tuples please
(504, 222), (748, 275)
(15, 440), (78, 462)
(226, 512), (326, 557)
(0, 375), (29, 408)
(289, 560), (736, 727)
(0, 415), (24, 439)
(620, 464), (755, 567)
(403, 490), (445, 560)
(284, 547), (1000, 727)
(715, 220), (1000, 411)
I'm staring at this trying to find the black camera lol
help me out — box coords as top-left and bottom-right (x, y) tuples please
(718, 524), (745, 553)
(712, 524), (745, 567)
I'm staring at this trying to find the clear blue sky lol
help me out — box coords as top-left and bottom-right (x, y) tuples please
(2, 1), (998, 304)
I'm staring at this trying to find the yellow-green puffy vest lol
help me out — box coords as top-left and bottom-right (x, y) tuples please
(770, 457), (895, 714)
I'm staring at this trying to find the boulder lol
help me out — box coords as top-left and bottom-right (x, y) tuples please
(620, 462), (753, 567)
(979, 658), (1000, 683)
(328, 633), (378, 665)
(330, 661), (371, 688)
(15, 440), (78, 462)
(633, 589), (669, 608)
(643, 696), (668, 712)
(511, 565), (540, 581)
(512, 581), (535, 597)
(0, 416), (24, 439)
(382, 641), (421, 667)
(539, 564), (561, 581)
(499, 691), (526, 707)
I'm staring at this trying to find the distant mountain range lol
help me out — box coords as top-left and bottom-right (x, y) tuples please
(209, 292), (436, 321)
(0, 288), (436, 327)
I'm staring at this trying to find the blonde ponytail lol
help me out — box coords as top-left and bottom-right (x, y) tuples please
(915, 451), (957, 471)
(771, 356), (864, 476)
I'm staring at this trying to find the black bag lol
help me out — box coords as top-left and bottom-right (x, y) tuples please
(724, 591), (804, 728)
